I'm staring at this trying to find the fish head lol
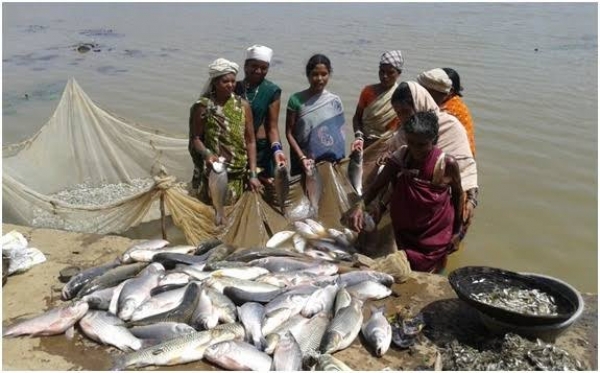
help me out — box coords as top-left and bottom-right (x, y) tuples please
(264, 333), (280, 354)
(117, 300), (137, 320)
(205, 340), (232, 358)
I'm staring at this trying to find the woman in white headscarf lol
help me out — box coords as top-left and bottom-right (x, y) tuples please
(189, 58), (262, 206)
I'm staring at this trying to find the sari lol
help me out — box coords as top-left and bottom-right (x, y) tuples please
(359, 82), (400, 147)
(388, 81), (478, 192)
(388, 146), (454, 273)
(235, 79), (282, 177)
(288, 90), (346, 176)
(190, 94), (248, 203)
(442, 95), (476, 156)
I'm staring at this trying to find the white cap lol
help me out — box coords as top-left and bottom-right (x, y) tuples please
(245, 45), (273, 63)
(416, 68), (452, 94)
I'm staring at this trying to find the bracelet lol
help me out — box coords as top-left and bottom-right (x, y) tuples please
(249, 170), (258, 179)
(354, 130), (364, 139)
(271, 142), (283, 153)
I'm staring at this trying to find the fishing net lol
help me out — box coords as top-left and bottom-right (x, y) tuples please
(2, 78), (372, 248)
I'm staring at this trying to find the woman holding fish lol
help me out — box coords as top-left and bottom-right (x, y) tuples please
(286, 54), (347, 215)
(188, 57), (262, 224)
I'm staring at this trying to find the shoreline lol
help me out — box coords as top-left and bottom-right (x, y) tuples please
(2, 223), (597, 370)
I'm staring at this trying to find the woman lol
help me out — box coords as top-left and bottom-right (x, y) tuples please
(350, 111), (463, 273)
(416, 68), (476, 156)
(352, 50), (404, 151)
(234, 45), (287, 182)
(188, 58), (262, 214)
(380, 81), (478, 244)
(286, 54), (346, 215)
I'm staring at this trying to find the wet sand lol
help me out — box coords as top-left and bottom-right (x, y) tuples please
(2, 223), (597, 370)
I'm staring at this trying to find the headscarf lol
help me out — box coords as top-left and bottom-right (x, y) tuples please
(380, 50), (404, 72)
(416, 68), (452, 94)
(245, 45), (273, 63)
(200, 58), (239, 97)
(390, 81), (478, 191)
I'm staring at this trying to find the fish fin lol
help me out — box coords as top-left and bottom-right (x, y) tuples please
(64, 325), (75, 340)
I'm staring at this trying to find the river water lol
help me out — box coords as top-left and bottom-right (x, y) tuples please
(2, 3), (597, 292)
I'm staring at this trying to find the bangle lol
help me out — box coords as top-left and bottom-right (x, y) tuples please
(249, 170), (258, 179)
(354, 131), (364, 139)
(271, 142), (283, 153)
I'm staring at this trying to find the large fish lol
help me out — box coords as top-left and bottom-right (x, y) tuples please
(112, 323), (243, 370)
(273, 331), (303, 371)
(117, 263), (165, 320)
(79, 310), (143, 351)
(127, 282), (200, 327)
(208, 161), (229, 226)
(76, 262), (148, 298)
(361, 305), (392, 357)
(129, 322), (196, 343)
(190, 287), (218, 330)
(238, 302), (266, 350)
(347, 149), (363, 196)
(304, 162), (323, 217)
(204, 340), (273, 371)
(274, 162), (290, 216)
(290, 311), (330, 357)
(61, 259), (121, 300)
(320, 298), (363, 354)
(3, 300), (89, 337)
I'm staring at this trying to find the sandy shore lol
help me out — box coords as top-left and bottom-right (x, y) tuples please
(2, 223), (597, 370)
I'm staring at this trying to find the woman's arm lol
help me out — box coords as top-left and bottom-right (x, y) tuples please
(351, 104), (365, 152)
(286, 105), (311, 172)
(191, 104), (218, 166)
(267, 97), (286, 165)
(444, 155), (464, 235)
(243, 100), (261, 191)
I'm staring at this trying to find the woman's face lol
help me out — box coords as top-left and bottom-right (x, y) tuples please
(213, 73), (237, 96)
(308, 64), (330, 92)
(406, 132), (434, 162)
(378, 64), (400, 89)
(244, 59), (269, 86)
(392, 101), (415, 125)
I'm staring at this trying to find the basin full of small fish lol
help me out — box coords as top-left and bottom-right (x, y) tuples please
(3, 218), (402, 371)
(472, 286), (559, 317)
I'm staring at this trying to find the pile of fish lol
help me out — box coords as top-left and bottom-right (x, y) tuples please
(472, 286), (559, 317)
(3, 218), (404, 371)
(441, 332), (584, 371)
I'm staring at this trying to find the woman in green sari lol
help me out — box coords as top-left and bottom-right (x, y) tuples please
(189, 58), (262, 206)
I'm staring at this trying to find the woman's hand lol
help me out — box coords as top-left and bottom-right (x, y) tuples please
(462, 200), (475, 232)
(274, 150), (287, 167)
(348, 203), (365, 232)
(351, 138), (364, 152)
(205, 154), (219, 169)
(301, 158), (314, 174)
(248, 177), (263, 193)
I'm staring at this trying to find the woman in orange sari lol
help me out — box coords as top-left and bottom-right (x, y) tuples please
(417, 68), (476, 156)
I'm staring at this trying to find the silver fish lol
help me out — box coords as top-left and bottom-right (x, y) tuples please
(205, 286), (238, 324)
(304, 218), (327, 237)
(249, 257), (316, 273)
(264, 314), (311, 354)
(210, 266), (270, 281)
(238, 302), (266, 350)
(118, 263), (165, 320)
(361, 305), (392, 357)
(348, 149), (363, 196)
(304, 162), (323, 217)
(61, 259), (120, 300)
(204, 340), (273, 371)
(190, 287), (218, 330)
(112, 324), (241, 370)
(301, 282), (339, 318)
(77, 262), (148, 298)
(346, 280), (392, 301)
(3, 300), (89, 337)
(130, 286), (187, 322)
(79, 310), (143, 351)
(274, 162), (290, 216)
(273, 331), (303, 371)
(81, 285), (116, 310)
(120, 239), (170, 263)
(317, 353), (354, 371)
(129, 322), (196, 342)
(262, 306), (302, 336)
(291, 311), (330, 357)
(320, 298), (363, 354)
(334, 287), (352, 315)
(127, 245), (196, 263)
(265, 292), (311, 316)
(109, 279), (129, 316)
(208, 165), (229, 226)
(265, 231), (295, 248)
(339, 270), (395, 287)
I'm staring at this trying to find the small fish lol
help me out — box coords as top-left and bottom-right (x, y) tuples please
(304, 162), (323, 217)
(348, 149), (363, 196)
(273, 331), (302, 371)
(361, 306), (392, 357)
(274, 162), (290, 216)
(208, 162), (229, 226)
(79, 310), (143, 351)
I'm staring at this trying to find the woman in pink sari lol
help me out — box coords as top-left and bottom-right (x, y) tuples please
(349, 111), (463, 273)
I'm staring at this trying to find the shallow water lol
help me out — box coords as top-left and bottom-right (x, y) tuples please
(2, 3), (597, 292)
